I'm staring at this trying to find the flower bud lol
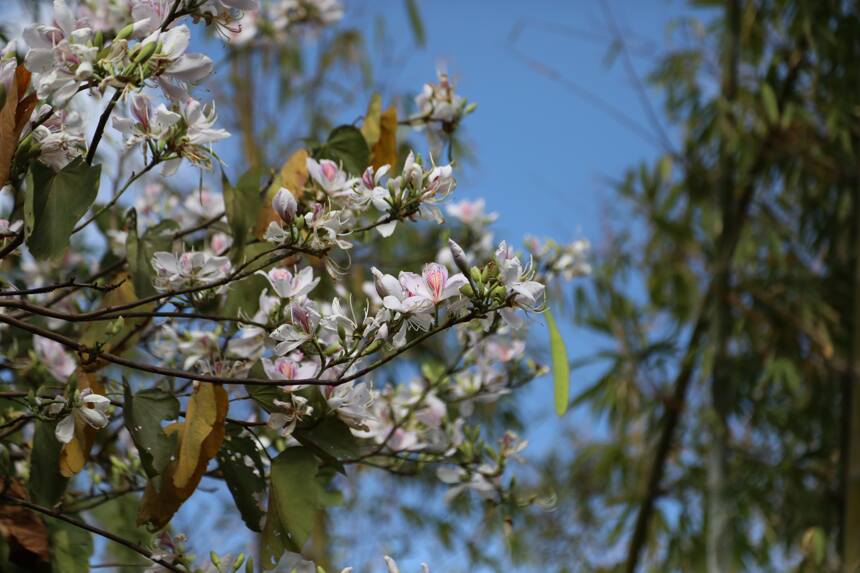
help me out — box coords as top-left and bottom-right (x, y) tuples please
(133, 40), (158, 64)
(448, 238), (470, 275)
(272, 187), (297, 224)
(491, 285), (508, 301)
(469, 267), (482, 286)
(115, 23), (135, 41)
(459, 283), (475, 298)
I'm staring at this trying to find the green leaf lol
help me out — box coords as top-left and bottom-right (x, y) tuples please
(761, 83), (779, 124)
(28, 420), (68, 506)
(546, 309), (571, 416)
(89, 494), (152, 567)
(24, 158), (101, 260)
(45, 515), (93, 573)
(260, 447), (329, 569)
(123, 381), (180, 479)
(126, 209), (178, 298)
(223, 167), (265, 263)
(314, 125), (369, 176)
(295, 416), (359, 462)
(404, 0), (426, 47)
(217, 425), (267, 532)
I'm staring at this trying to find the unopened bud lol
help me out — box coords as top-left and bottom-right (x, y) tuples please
(464, 102), (478, 114)
(491, 285), (508, 301)
(459, 283), (475, 298)
(469, 267), (482, 285)
(272, 187), (297, 224)
(448, 238), (470, 275)
(115, 23), (135, 41)
(133, 40), (158, 64)
(364, 339), (384, 354)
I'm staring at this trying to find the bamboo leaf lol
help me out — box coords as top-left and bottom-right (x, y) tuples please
(546, 309), (570, 416)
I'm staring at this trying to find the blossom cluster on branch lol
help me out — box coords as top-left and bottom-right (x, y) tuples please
(0, 1), (589, 571)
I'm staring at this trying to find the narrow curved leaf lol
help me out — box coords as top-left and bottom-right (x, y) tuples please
(546, 309), (570, 416)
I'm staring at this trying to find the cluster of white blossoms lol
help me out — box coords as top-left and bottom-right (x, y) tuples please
(409, 69), (475, 127)
(0, 2), (590, 572)
(226, 0), (344, 46)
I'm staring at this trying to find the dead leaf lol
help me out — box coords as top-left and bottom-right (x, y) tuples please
(137, 383), (228, 530)
(0, 480), (50, 564)
(0, 65), (36, 188)
(59, 371), (106, 477)
(371, 105), (398, 170)
(254, 149), (309, 237)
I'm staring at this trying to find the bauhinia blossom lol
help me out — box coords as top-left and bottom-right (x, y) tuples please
(258, 266), (319, 299)
(48, 389), (112, 444)
(151, 250), (231, 291)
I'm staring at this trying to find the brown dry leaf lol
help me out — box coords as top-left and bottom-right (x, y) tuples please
(137, 384), (228, 530)
(59, 371), (106, 477)
(0, 480), (50, 564)
(254, 149), (309, 237)
(0, 68), (20, 189)
(0, 65), (36, 188)
(372, 105), (398, 170)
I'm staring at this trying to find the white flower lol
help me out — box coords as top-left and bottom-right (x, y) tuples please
(306, 158), (350, 195)
(113, 93), (181, 146)
(258, 266), (319, 299)
(413, 70), (468, 125)
(398, 263), (467, 306)
(142, 25), (214, 84)
(446, 198), (497, 227)
(53, 389), (111, 444)
(33, 336), (76, 382)
(270, 301), (319, 354)
(261, 355), (317, 385)
(267, 395), (313, 438)
(322, 381), (375, 431)
(151, 251), (231, 291)
(0, 219), (23, 236)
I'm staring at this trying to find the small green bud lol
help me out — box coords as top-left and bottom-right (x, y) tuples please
(464, 102), (478, 114)
(93, 30), (105, 48)
(209, 551), (221, 568)
(232, 554), (245, 571)
(469, 267), (482, 285)
(460, 283), (475, 298)
(115, 23), (135, 41)
(491, 285), (508, 301)
(133, 40), (158, 64)
(245, 557), (254, 573)
(364, 339), (384, 354)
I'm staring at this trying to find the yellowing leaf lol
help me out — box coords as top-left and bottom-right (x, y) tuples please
(371, 105), (398, 170)
(360, 93), (382, 147)
(173, 382), (228, 489)
(59, 371), (105, 477)
(137, 383), (228, 530)
(255, 149), (309, 238)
